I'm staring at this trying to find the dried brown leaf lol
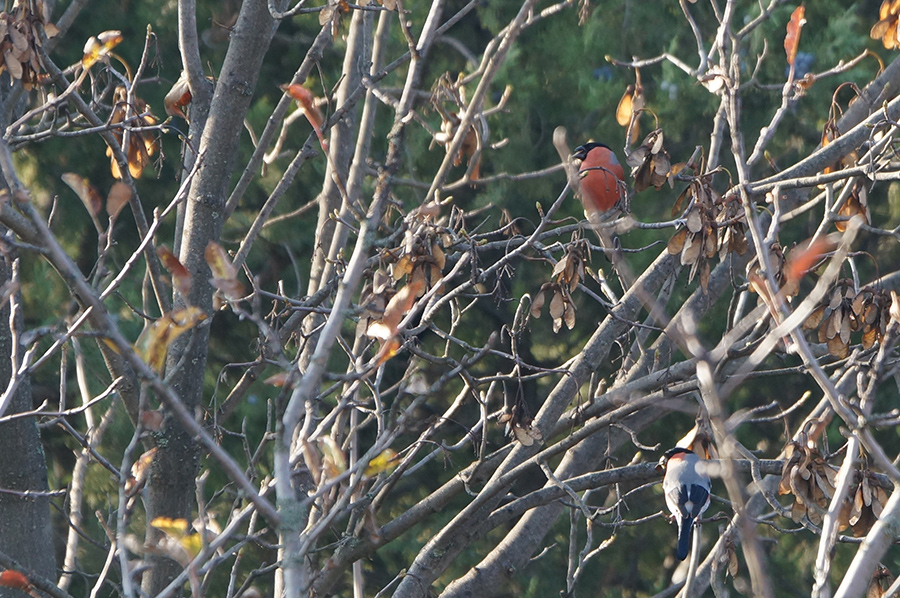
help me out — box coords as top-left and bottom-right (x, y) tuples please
(164, 71), (192, 120)
(61, 172), (102, 217)
(157, 245), (192, 298)
(105, 181), (132, 219)
(205, 241), (244, 301)
(784, 6), (806, 66)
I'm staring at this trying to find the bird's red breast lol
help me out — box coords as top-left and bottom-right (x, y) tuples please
(573, 143), (625, 216)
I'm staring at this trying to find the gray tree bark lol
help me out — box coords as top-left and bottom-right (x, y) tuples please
(142, 0), (283, 593)
(0, 247), (56, 596)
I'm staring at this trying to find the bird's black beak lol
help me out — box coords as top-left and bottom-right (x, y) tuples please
(572, 145), (587, 162)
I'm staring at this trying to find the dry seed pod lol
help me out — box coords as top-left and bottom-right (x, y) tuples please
(779, 439), (837, 525)
(626, 129), (671, 192)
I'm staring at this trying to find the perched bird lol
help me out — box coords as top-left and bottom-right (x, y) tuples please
(572, 142), (626, 218)
(571, 142), (633, 290)
(660, 447), (711, 561)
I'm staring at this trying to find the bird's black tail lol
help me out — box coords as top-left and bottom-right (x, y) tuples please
(676, 518), (693, 561)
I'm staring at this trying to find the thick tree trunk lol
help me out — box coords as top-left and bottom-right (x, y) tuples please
(142, 0), (282, 593)
(0, 249), (56, 595)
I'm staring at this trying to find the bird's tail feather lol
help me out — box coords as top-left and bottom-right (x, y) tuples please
(676, 518), (693, 561)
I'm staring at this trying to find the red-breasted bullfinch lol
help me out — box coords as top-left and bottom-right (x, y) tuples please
(572, 142), (633, 290)
(572, 142), (626, 218)
(660, 447), (711, 561)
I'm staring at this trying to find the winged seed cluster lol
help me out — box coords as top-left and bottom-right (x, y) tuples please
(0, 0), (57, 89)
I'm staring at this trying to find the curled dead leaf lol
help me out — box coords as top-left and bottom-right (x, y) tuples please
(784, 6), (806, 66)
(61, 172), (102, 217)
(106, 181), (132, 219)
(872, 0), (900, 49)
(365, 279), (425, 365)
(135, 306), (207, 372)
(148, 517), (203, 567)
(164, 71), (193, 120)
(125, 447), (157, 510)
(205, 241), (245, 301)
(282, 82), (327, 151)
(157, 245), (192, 298)
(319, 436), (346, 480)
(365, 448), (400, 477)
(106, 86), (159, 179)
(809, 279), (858, 359)
(82, 30), (123, 69)
(366, 279), (424, 341)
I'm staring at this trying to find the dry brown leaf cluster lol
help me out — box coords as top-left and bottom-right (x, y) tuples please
(366, 205), (444, 364)
(0, 0), (57, 89)
(499, 396), (542, 446)
(668, 175), (722, 293)
(530, 239), (590, 333)
(106, 86), (159, 179)
(746, 241), (787, 297)
(431, 73), (482, 180)
(778, 438), (837, 525)
(804, 279), (858, 359)
(715, 193), (749, 261)
(319, 0), (350, 39)
(365, 279), (425, 365)
(356, 269), (395, 339)
(871, 0), (900, 49)
(853, 287), (893, 350)
(839, 468), (889, 536)
(626, 129), (671, 192)
(780, 431), (889, 536)
(867, 565), (895, 598)
(804, 283), (892, 358)
(389, 211), (447, 297)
